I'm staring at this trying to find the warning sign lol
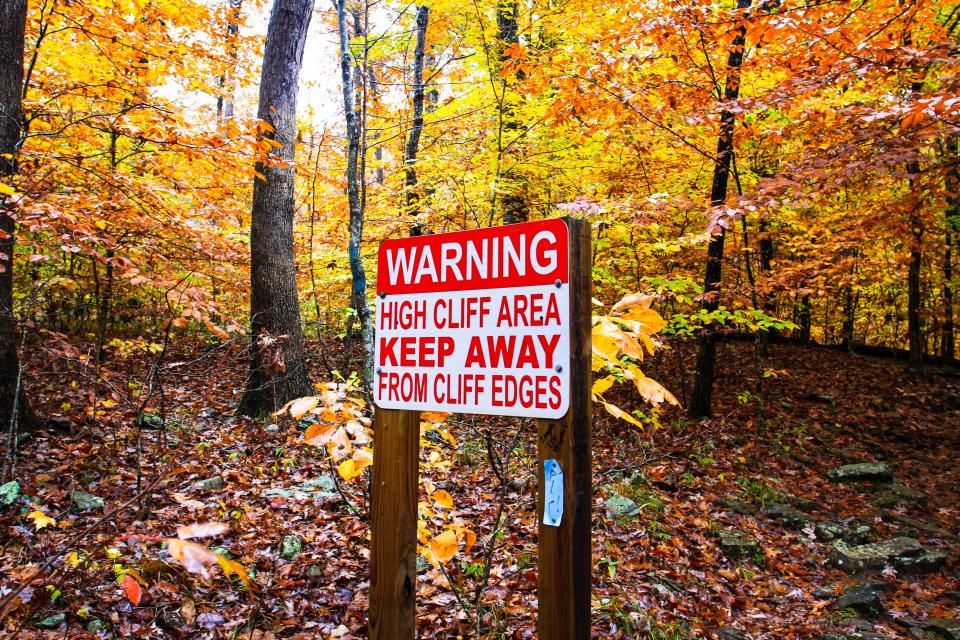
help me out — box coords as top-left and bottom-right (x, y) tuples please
(374, 219), (570, 418)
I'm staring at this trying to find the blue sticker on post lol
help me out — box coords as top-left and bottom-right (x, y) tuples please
(543, 459), (563, 527)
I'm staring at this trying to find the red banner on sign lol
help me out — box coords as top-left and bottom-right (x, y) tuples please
(376, 219), (568, 295)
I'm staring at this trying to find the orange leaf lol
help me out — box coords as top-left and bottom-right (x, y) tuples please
(428, 529), (458, 566)
(431, 489), (454, 509)
(121, 574), (143, 606)
(303, 422), (336, 446)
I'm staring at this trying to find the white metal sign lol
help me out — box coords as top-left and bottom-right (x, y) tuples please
(374, 219), (570, 418)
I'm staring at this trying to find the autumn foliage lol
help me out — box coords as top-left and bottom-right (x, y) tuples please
(0, 0), (958, 637)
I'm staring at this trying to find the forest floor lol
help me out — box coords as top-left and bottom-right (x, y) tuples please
(0, 336), (958, 639)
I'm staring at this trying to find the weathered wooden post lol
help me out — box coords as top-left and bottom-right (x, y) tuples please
(370, 217), (591, 639)
(536, 217), (592, 639)
(369, 408), (419, 638)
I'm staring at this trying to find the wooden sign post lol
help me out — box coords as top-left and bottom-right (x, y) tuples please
(370, 217), (591, 639)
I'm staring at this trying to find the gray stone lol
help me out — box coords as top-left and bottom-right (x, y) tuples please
(71, 491), (105, 512)
(280, 535), (302, 560)
(35, 612), (66, 629)
(605, 495), (641, 519)
(0, 480), (20, 506)
(833, 581), (890, 619)
(816, 522), (847, 542)
(786, 494), (827, 512)
(814, 584), (840, 599)
(832, 537), (920, 571)
(263, 476), (337, 501)
(817, 634), (890, 640)
(718, 530), (760, 560)
(874, 482), (928, 508)
(843, 524), (874, 546)
(765, 504), (812, 529)
(718, 628), (747, 640)
(301, 477), (336, 493)
(265, 424), (279, 433)
(193, 476), (224, 492)
(713, 499), (759, 515)
(827, 462), (893, 484)
(897, 548), (947, 575)
(922, 619), (960, 640)
(831, 537), (945, 574)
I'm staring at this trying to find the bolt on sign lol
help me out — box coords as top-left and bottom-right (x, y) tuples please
(370, 217), (591, 640)
(374, 218), (570, 418)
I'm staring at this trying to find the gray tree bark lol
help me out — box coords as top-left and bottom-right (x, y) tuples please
(217, 0), (243, 122)
(0, 0), (40, 434)
(239, 0), (314, 416)
(406, 5), (429, 236)
(336, 0), (374, 381)
(496, 1), (528, 225)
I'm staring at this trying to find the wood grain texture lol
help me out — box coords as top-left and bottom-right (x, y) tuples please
(537, 216), (592, 639)
(370, 408), (420, 640)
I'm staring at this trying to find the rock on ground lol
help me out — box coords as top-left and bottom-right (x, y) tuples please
(827, 462), (893, 484)
(830, 537), (946, 574)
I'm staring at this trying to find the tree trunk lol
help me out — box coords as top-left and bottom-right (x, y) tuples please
(687, 0), (752, 419)
(907, 183), (924, 367)
(238, 0), (314, 416)
(841, 249), (858, 351)
(797, 292), (812, 344)
(906, 79), (925, 367)
(336, 0), (374, 381)
(0, 0), (39, 434)
(496, 1), (527, 225)
(942, 136), (957, 362)
(217, 0), (242, 122)
(406, 6), (429, 236)
(95, 250), (114, 363)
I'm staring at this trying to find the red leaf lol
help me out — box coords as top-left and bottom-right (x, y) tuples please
(121, 574), (143, 606)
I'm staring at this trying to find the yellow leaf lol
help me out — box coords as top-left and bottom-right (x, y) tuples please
(317, 407), (338, 422)
(591, 375), (615, 396)
(428, 529), (458, 566)
(620, 335), (645, 361)
(600, 401), (645, 428)
(592, 321), (623, 361)
(456, 527), (477, 554)
(338, 458), (366, 481)
(303, 422), (336, 446)
(619, 307), (667, 334)
(27, 510), (57, 531)
(352, 447), (373, 467)
(634, 377), (680, 406)
(611, 292), (654, 314)
(287, 396), (320, 420)
(431, 489), (454, 509)
(0, 183), (14, 195)
(215, 553), (255, 593)
(591, 354), (605, 372)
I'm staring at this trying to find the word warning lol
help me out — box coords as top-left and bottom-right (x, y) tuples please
(374, 219), (570, 418)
